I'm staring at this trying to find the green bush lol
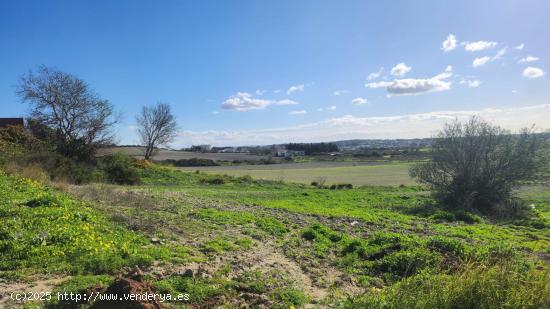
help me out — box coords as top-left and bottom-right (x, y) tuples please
(199, 174), (227, 185)
(375, 247), (440, 279)
(6, 150), (97, 184)
(163, 158), (220, 167)
(98, 153), (141, 185)
(329, 183), (353, 190)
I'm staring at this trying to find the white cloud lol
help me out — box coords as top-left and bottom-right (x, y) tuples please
(172, 104), (550, 147)
(367, 68), (384, 80)
(287, 84), (305, 95)
(212, 111), (220, 115)
(463, 41), (497, 52)
(317, 108), (324, 112)
(276, 99), (298, 105)
(515, 43), (524, 50)
(327, 106), (337, 110)
(493, 47), (506, 60)
(391, 63), (412, 77)
(289, 110), (307, 115)
(351, 97), (368, 105)
(468, 80), (481, 88)
(333, 90), (348, 96)
(255, 89), (266, 95)
(221, 93), (298, 111)
(221, 92), (272, 111)
(387, 77), (451, 96)
(367, 67), (452, 96)
(522, 67), (545, 79)
(473, 56), (491, 67)
(461, 79), (481, 88)
(365, 81), (394, 89)
(518, 56), (539, 63)
(472, 47), (507, 68)
(442, 34), (457, 52)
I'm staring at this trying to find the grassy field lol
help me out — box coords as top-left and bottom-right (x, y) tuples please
(179, 162), (416, 186)
(1, 165), (549, 308)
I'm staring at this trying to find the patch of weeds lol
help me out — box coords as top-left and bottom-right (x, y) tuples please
(192, 208), (288, 237)
(201, 237), (252, 254)
(301, 223), (344, 257)
(270, 286), (309, 309)
(344, 262), (550, 309)
(234, 238), (254, 250)
(154, 276), (229, 304)
(431, 209), (483, 224)
(199, 174), (227, 185)
(375, 247), (440, 280)
(255, 217), (289, 236)
(235, 271), (268, 293)
(427, 236), (466, 259)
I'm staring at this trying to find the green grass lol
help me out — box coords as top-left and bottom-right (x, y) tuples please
(3, 164), (550, 308)
(344, 262), (550, 308)
(142, 168), (549, 254)
(0, 170), (189, 280)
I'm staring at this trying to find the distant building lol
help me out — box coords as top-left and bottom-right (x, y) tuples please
(0, 118), (24, 128)
(220, 147), (238, 153)
(190, 144), (212, 152)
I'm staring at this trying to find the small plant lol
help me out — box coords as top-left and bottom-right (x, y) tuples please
(99, 153), (141, 184)
(329, 183), (353, 190)
(375, 247), (439, 279)
(271, 286), (308, 309)
(427, 237), (466, 258)
(199, 174), (227, 185)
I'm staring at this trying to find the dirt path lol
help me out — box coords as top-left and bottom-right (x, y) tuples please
(0, 277), (67, 307)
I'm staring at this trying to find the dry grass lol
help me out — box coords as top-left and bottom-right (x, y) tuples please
(3, 162), (49, 183)
(179, 163), (416, 186)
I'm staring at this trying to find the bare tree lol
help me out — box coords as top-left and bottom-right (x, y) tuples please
(136, 103), (178, 160)
(410, 116), (547, 215)
(17, 66), (118, 160)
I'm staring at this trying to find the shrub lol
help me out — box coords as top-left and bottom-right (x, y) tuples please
(163, 158), (220, 167)
(199, 174), (227, 185)
(375, 247), (440, 279)
(98, 153), (141, 185)
(10, 151), (96, 184)
(410, 116), (547, 215)
(329, 183), (353, 190)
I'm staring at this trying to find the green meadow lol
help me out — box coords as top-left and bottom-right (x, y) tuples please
(2, 165), (549, 308)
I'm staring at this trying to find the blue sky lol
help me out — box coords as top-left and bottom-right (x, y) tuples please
(1, 0), (548, 146)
